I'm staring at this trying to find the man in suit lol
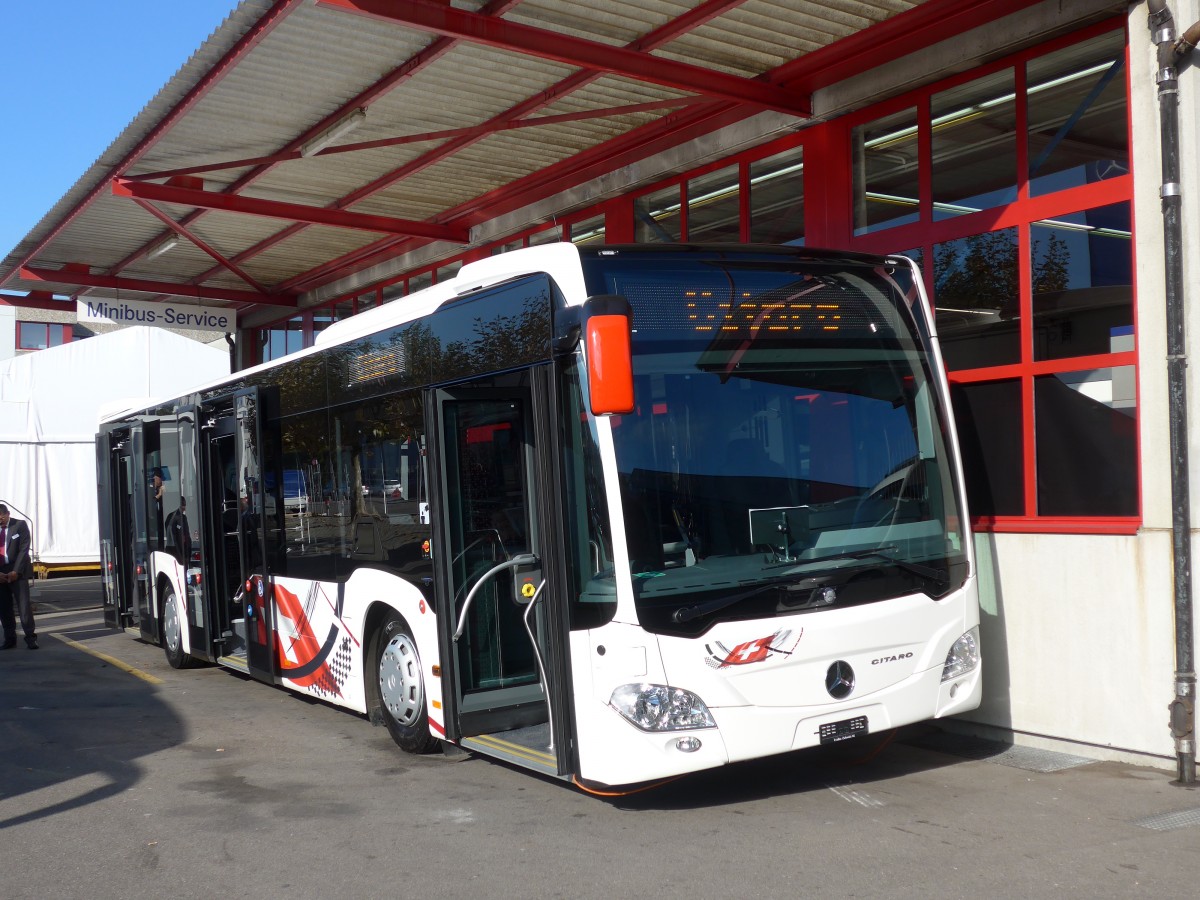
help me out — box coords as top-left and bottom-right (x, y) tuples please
(0, 503), (37, 650)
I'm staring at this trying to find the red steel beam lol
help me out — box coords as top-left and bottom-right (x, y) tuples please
(317, 0), (811, 116)
(20, 266), (297, 307)
(150, 0), (747, 302)
(127, 96), (711, 183)
(132, 197), (271, 293)
(775, 0), (1050, 93)
(0, 293), (77, 312)
(282, 0), (1050, 295)
(279, 100), (746, 291)
(112, 178), (469, 243)
(99, 0), (523, 290)
(0, 0), (306, 292)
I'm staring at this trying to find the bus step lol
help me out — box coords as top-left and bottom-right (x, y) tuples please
(217, 652), (250, 674)
(461, 723), (558, 778)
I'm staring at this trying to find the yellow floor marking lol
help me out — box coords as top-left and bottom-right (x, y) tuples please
(466, 733), (555, 765)
(50, 633), (164, 685)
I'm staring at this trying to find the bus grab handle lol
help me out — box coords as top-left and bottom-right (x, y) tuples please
(453, 553), (540, 642)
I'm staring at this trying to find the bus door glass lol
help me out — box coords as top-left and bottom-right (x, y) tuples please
(235, 390), (277, 682)
(129, 420), (154, 637)
(201, 390), (277, 681)
(175, 409), (209, 653)
(436, 386), (550, 739)
(102, 427), (137, 629)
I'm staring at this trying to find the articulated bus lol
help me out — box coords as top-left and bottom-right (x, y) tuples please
(97, 243), (981, 790)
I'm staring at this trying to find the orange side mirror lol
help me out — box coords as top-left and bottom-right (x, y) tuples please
(586, 313), (634, 415)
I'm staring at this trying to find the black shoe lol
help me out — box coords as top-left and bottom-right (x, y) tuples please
(26, 640), (38, 650)
(1, 643), (15, 650)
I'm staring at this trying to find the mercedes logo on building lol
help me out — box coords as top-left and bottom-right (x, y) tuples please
(825, 660), (855, 699)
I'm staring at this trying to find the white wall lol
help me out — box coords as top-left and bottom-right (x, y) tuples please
(969, 532), (1176, 761)
(0, 307), (14, 363)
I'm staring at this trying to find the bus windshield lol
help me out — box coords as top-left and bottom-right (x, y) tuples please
(584, 249), (968, 635)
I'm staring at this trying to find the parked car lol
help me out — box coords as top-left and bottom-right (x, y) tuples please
(382, 479), (403, 500)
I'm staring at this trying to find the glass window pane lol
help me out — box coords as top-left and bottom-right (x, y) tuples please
(528, 227), (563, 246)
(1027, 31), (1128, 196)
(1036, 366), (1136, 516)
(950, 380), (1025, 517)
(409, 272), (433, 295)
(932, 69), (1017, 219)
(319, 299), (354, 332)
(686, 165), (740, 242)
(358, 290), (377, 312)
(1032, 202), (1132, 361)
(285, 316), (305, 355)
(492, 239), (522, 255)
(269, 328), (287, 361)
(437, 261), (462, 283)
(749, 145), (804, 244)
(17, 324), (47, 350)
(635, 184), (682, 242)
(853, 107), (920, 234)
(381, 283), (405, 303)
(570, 215), (605, 246)
(933, 228), (1020, 370)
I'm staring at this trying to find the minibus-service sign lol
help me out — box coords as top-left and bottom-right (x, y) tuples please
(78, 296), (234, 331)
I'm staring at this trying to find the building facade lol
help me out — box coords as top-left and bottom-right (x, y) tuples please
(2, 0), (1198, 772)
(244, 2), (1200, 769)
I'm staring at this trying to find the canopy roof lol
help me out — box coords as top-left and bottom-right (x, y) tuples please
(0, 0), (1066, 326)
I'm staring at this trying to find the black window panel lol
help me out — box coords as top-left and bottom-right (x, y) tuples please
(950, 380), (1025, 516)
(1035, 370), (1137, 516)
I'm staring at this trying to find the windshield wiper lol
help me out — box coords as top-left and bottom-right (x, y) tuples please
(773, 545), (948, 585)
(672, 549), (950, 625)
(672, 575), (822, 624)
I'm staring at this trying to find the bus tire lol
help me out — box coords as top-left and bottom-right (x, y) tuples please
(373, 613), (438, 754)
(161, 585), (193, 669)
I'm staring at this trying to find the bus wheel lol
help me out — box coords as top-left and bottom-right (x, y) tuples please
(374, 613), (438, 754)
(162, 586), (192, 669)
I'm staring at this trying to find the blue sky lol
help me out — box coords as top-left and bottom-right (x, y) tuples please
(1, 1), (238, 261)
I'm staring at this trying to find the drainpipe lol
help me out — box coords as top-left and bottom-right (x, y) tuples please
(1147, 0), (1199, 786)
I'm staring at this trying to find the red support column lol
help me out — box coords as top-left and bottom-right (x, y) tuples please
(603, 197), (635, 244)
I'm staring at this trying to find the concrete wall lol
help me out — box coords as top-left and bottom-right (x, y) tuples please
(957, 0), (1200, 767)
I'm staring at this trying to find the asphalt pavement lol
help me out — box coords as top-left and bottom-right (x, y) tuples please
(30, 574), (103, 615)
(4, 582), (1200, 898)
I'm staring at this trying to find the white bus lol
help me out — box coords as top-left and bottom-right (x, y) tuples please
(97, 242), (980, 790)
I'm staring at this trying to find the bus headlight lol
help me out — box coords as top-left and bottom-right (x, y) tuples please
(609, 683), (716, 732)
(941, 627), (980, 682)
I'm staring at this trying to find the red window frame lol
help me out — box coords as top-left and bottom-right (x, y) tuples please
(16, 321), (73, 351)
(253, 19), (1136, 539)
(836, 19), (1137, 535)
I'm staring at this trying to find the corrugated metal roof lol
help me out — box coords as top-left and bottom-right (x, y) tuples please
(1, 0), (1055, 322)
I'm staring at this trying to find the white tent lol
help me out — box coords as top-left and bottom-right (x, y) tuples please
(0, 326), (229, 568)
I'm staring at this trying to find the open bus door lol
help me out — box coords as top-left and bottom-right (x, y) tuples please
(100, 419), (159, 638)
(101, 424), (138, 630)
(199, 388), (279, 684)
(430, 370), (573, 779)
(172, 406), (215, 660)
